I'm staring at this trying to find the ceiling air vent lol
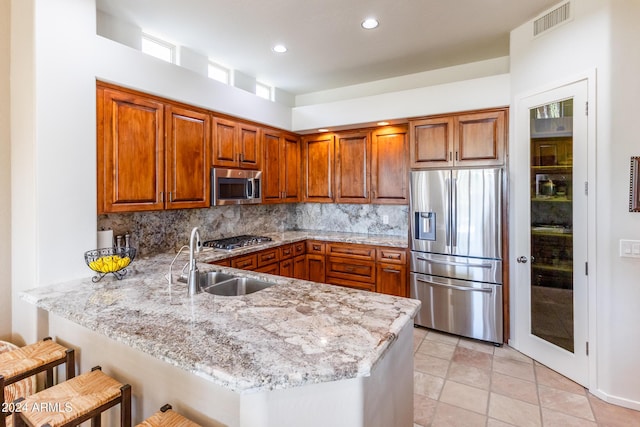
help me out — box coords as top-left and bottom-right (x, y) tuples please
(533, 2), (571, 36)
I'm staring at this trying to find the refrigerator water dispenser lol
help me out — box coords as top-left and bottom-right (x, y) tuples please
(415, 212), (436, 240)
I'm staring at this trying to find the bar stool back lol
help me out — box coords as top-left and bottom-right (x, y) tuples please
(0, 338), (75, 427)
(13, 366), (131, 427)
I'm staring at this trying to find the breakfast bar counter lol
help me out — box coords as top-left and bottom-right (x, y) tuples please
(20, 234), (419, 427)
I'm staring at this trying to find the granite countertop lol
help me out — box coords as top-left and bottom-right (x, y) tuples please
(21, 231), (419, 394)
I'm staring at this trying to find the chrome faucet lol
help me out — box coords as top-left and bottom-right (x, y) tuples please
(187, 227), (201, 296)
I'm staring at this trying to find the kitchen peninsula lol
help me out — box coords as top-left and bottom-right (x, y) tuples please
(20, 232), (420, 427)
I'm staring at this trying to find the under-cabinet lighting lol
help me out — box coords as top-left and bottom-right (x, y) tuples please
(318, 128), (329, 132)
(377, 121), (389, 126)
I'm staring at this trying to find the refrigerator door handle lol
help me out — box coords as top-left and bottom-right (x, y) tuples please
(416, 256), (493, 269)
(451, 177), (457, 247)
(445, 177), (451, 246)
(417, 277), (493, 293)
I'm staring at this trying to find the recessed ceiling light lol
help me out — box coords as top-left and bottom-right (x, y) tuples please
(361, 18), (379, 30)
(272, 44), (287, 53)
(377, 121), (389, 126)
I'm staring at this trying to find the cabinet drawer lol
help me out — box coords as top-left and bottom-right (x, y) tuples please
(293, 241), (306, 256)
(279, 244), (294, 260)
(231, 254), (257, 270)
(327, 243), (375, 260)
(376, 248), (407, 264)
(255, 263), (279, 275)
(306, 240), (325, 255)
(326, 257), (375, 284)
(257, 248), (279, 267)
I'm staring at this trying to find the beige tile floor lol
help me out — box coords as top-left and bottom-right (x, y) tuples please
(413, 327), (640, 427)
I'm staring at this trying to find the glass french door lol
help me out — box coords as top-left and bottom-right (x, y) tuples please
(514, 80), (589, 386)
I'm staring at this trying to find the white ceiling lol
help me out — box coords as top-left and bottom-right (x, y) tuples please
(96, 0), (562, 95)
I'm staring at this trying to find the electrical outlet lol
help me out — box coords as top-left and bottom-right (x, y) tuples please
(620, 239), (640, 258)
(382, 215), (389, 225)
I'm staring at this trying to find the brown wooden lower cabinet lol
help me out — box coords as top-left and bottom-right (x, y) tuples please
(293, 254), (307, 280)
(208, 240), (408, 297)
(306, 254), (326, 283)
(376, 262), (407, 297)
(280, 258), (294, 277)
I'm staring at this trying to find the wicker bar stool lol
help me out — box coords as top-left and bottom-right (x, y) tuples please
(136, 404), (202, 427)
(0, 338), (75, 427)
(13, 366), (131, 427)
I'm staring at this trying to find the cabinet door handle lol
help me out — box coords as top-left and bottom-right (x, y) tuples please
(383, 253), (400, 259)
(313, 245), (321, 251)
(383, 268), (400, 274)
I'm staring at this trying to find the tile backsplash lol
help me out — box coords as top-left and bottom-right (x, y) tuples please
(98, 203), (408, 256)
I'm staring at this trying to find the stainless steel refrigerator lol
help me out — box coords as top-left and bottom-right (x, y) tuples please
(410, 168), (503, 344)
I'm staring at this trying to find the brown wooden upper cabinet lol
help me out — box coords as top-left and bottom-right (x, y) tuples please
(303, 125), (409, 205)
(410, 109), (506, 168)
(263, 129), (301, 203)
(371, 125), (409, 204)
(98, 85), (210, 213)
(165, 105), (211, 209)
(302, 133), (335, 202)
(335, 131), (370, 203)
(211, 117), (261, 170)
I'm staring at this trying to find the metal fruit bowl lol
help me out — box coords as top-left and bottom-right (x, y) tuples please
(84, 247), (137, 282)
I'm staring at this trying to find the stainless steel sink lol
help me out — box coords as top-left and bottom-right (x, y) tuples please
(201, 276), (275, 296)
(197, 271), (235, 287)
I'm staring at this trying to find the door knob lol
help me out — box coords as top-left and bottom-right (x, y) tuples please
(517, 256), (528, 263)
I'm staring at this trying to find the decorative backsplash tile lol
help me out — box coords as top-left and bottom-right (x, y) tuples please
(98, 203), (408, 256)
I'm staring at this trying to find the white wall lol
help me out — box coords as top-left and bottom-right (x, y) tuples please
(292, 74), (510, 132)
(295, 56), (510, 106)
(11, 0), (38, 345)
(95, 37), (292, 130)
(604, 0), (640, 406)
(510, 0), (640, 409)
(0, 0), (11, 340)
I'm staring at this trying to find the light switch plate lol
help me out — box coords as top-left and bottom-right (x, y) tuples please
(620, 239), (640, 258)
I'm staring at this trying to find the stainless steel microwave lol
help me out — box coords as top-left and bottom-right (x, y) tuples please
(211, 168), (262, 206)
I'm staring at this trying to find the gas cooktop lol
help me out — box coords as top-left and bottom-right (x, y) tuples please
(202, 235), (273, 250)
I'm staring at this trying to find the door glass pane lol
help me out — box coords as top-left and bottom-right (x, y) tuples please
(529, 99), (574, 353)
